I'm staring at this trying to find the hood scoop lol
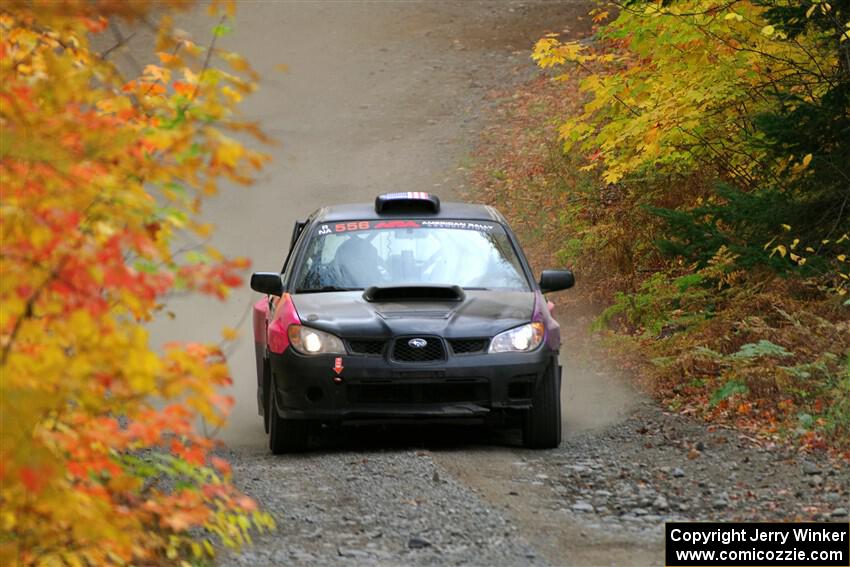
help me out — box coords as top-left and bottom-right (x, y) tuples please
(377, 309), (452, 320)
(363, 284), (465, 303)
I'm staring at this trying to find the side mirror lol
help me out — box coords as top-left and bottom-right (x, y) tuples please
(250, 272), (283, 296)
(539, 269), (575, 293)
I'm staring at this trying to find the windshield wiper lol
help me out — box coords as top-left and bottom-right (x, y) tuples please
(295, 286), (361, 294)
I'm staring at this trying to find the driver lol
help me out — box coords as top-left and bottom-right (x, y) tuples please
(333, 236), (381, 288)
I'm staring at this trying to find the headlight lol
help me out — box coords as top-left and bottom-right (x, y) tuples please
(488, 322), (545, 353)
(288, 325), (345, 355)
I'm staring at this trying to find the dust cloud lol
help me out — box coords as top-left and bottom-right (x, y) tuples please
(561, 353), (641, 434)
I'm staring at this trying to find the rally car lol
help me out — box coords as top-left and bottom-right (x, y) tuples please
(250, 192), (574, 453)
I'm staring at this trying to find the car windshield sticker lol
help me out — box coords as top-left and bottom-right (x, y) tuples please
(316, 220), (498, 235)
(373, 220), (421, 229)
(420, 220), (496, 231)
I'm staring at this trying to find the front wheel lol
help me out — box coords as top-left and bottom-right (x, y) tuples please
(522, 362), (562, 449)
(268, 375), (310, 454)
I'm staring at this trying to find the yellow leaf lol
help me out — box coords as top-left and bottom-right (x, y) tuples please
(222, 85), (242, 103)
(214, 140), (244, 168)
(771, 245), (787, 258)
(2, 510), (16, 530)
(763, 235), (778, 250)
(226, 54), (250, 72)
(592, 10), (609, 23)
(143, 64), (169, 83)
(761, 25), (775, 37)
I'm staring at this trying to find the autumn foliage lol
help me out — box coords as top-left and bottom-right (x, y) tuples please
(532, 0), (849, 290)
(474, 1), (848, 452)
(530, 0), (849, 451)
(1, 1), (274, 563)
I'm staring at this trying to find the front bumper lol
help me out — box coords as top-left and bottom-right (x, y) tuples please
(268, 346), (556, 422)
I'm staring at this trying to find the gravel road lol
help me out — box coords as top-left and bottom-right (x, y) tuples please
(123, 2), (848, 565)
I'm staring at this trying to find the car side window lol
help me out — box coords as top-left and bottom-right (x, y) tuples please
(281, 221), (311, 286)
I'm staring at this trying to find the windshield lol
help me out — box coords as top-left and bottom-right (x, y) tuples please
(294, 220), (529, 292)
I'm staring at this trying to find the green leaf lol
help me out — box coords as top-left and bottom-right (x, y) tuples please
(212, 22), (233, 37)
(133, 260), (160, 274)
(710, 379), (748, 406)
(674, 273), (703, 292)
(731, 340), (793, 360)
(650, 356), (675, 367)
(694, 346), (723, 359)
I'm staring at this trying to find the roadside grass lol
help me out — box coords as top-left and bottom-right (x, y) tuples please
(468, 75), (850, 457)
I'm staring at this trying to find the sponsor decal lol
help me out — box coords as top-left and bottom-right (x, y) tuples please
(333, 221), (371, 233)
(420, 220), (495, 231)
(333, 357), (344, 375)
(316, 219), (498, 235)
(373, 220), (421, 229)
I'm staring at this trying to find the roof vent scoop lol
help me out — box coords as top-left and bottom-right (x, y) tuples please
(363, 284), (464, 303)
(375, 192), (440, 214)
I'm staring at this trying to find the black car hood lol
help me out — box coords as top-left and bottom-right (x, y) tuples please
(291, 290), (533, 338)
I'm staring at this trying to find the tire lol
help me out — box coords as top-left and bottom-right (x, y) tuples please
(268, 374), (310, 454)
(522, 362), (562, 449)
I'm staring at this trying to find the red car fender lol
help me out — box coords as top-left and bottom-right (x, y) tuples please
(267, 293), (301, 354)
(253, 298), (270, 348)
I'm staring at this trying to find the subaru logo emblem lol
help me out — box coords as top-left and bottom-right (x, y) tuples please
(408, 338), (428, 349)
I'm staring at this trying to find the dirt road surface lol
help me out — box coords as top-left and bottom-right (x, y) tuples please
(128, 2), (848, 565)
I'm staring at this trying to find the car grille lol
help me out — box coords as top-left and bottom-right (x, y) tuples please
(448, 338), (489, 355)
(391, 336), (446, 363)
(347, 339), (387, 356)
(348, 382), (489, 404)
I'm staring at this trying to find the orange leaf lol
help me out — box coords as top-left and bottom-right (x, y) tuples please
(19, 466), (47, 493)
